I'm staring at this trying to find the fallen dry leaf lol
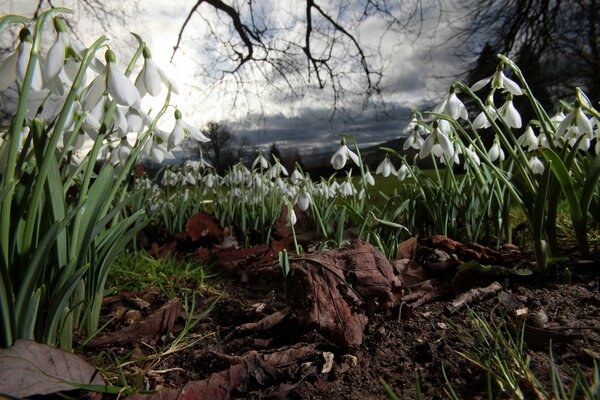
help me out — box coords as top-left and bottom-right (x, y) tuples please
(0, 339), (104, 398)
(186, 211), (224, 241)
(88, 298), (183, 347)
(128, 344), (318, 400)
(288, 241), (400, 351)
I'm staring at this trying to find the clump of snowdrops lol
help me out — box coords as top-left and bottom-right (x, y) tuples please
(0, 9), (208, 349)
(372, 55), (600, 272)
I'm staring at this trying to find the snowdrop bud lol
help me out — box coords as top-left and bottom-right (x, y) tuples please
(528, 156), (544, 175)
(287, 204), (297, 226)
(397, 164), (409, 181)
(117, 138), (132, 165)
(45, 18), (68, 84)
(296, 188), (312, 211)
(364, 169), (375, 186)
(500, 94), (522, 128)
(488, 141), (504, 162)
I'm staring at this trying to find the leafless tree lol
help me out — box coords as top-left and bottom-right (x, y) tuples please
(170, 0), (414, 117)
(200, 121), (238, 173)
(445, 0), (600, 104)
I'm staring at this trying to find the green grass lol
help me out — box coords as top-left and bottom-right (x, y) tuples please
(108, 251), (211, 298)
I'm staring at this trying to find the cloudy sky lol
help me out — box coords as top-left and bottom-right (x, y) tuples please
(0, 0), (473, 155)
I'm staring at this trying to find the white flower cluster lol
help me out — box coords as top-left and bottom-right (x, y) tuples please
(0, 16), (209, 168)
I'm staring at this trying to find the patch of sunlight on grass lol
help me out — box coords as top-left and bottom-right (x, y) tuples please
(108, 251), (212, 297)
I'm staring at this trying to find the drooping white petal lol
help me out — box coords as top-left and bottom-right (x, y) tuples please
(142, 57), (162, 97)
(0, 50), (18, 91)
(83, 74), (106, 111)
(296, 189), (312, 211)
(168, 119), (185, 150)
(44, 32), (67, 83)
(437, 130), (455, 159)
(114, 106), (129, 134)
(488, 143), (502, 162)
(419, 133), (435, 159)
(397, 164), (409, 181)
(157, 66), (179, 94)
(187, 124), (210, 142)
(331, 148), (347, 170)
(117, 139), (132, 165)
(346, 146), (360, 167)
(575, 108), (593, 136)
(471, 77), (491, 92)
(107, 62), (140, 106)
(501, 100), (522, 128)
(501, 74), (523, 96)
(126, 108), (143, 132)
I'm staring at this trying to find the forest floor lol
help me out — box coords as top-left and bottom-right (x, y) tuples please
(77, 216), (600, 400)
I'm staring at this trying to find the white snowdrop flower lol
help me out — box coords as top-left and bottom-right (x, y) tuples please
(364, 168), (375, 186)
(434, 86), (468, 120)
(126, 108), (144, 133)
(550, 111), (566, 127)
(290, 168), (304, 184)
(43, 17), (86, 91)
(517, 126), (539, 151)
(499, 95), (522, 128)
(404, 128), (425, 151)
(463, 145), (480, 168)
(556, 104), (593, 140)
(472, 95), (497, 130)
(186, 123), (210, 143)
(168, 120), (185, 150)
(375, 156), (397, 177)
(287, 202), (297, 226)
(538, 132), (550, 148)
(330, 138), (360, 170)
(528, 156), (545, 175)
(471, 64), (523, 95)
(106, 50), (140, 107)
(150, 144), (168, 163)
(117, 138), (132, 166)
(203, 173), (217, 188)
(488, 139), (505, 162)
(114, 106), (129, 136)
(135, 47), (162, 97)
(252, 151), (269, 169)
(420, 121), (454, 160)
(295, 188), (312, 211)
(275, 177), (286, 192)
(340, 180), (356, 197)
(397, 164), (409, 181)
(268, 156), (289, 178)
(0, 28), (43, 92)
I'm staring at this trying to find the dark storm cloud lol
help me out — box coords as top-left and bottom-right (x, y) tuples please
(234, 101), (415, 154)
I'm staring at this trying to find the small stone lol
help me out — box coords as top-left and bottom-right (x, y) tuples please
(515, 307), (529, 319)
(340, 354), (358, 368)
(321, 351), (334, 373)
(531, 309), (548, 328)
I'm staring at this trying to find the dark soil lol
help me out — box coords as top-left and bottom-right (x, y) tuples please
(80, 234), (600, 400)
